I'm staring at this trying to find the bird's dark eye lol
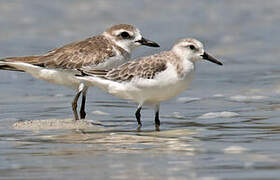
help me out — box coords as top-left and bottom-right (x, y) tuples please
(189, 45), (195, 50)
(120, 32), (130, 39)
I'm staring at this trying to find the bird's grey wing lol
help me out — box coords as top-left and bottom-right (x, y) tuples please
(103, 53), (168, 82)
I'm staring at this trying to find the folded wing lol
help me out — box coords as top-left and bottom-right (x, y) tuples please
(80, 52), (169, 82)
(0, 35), (123, 71)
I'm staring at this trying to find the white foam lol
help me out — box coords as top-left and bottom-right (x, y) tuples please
(177, 97), (200, 103)
(172, 112), (184, 119)
(229, 95), (266, 102)
(198, 111), (239, 119)
(213, 94), (224, 97)
(223, 146), (248, 154)
(13, 118), (99, 130)
(92, 110), (110, 116)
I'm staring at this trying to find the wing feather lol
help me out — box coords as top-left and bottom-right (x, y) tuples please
(80, 51), (170, 82)
(0, 35), (127, 71)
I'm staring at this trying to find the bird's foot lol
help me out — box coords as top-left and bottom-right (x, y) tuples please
(136, 124), (142, 132)
(155, 124), (160, 131)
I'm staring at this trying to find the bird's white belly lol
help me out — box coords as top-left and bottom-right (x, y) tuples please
(142, 79), (191, 104)
(135, 76), (192, 105)
(37, 68), (81, 89)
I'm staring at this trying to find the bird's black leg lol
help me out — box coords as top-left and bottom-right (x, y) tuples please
(80, 88), (88, 119)
(135, 105), (142, 129)
(72, 91), (82, 121)
(154, 104), (160, 131)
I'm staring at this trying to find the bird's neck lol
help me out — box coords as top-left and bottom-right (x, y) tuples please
(167, 52), (195, 79)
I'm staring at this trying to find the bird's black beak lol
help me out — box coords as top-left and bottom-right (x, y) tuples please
(201, 52), (223, 66)
(136, 37), (160, 47)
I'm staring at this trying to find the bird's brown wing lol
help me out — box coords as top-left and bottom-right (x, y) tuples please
(0, 35), (123, 71)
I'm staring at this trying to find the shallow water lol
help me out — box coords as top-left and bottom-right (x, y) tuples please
(1, 0), (280, 179)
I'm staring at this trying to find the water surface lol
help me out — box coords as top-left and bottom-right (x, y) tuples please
(1, 0), (280, 179)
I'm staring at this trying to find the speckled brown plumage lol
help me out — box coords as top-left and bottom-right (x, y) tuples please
(82, 51), (185, 82)
(1, 35), (129, 71)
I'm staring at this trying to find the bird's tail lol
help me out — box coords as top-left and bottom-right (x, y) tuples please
(0, 60), (45, 78)
(0, 56), (43, 72)
(0, 59), (23, 71)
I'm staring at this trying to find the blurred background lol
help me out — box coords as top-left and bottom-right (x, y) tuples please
(1, 0), (280, 180)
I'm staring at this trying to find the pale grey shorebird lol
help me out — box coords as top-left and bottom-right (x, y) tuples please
(0, 24), (160, 120)
(76, 38), (222, 130)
